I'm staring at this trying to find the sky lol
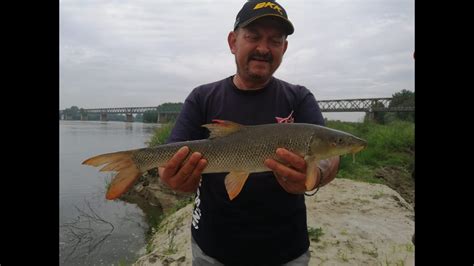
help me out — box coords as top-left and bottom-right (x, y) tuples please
(60, 0), (414, 122)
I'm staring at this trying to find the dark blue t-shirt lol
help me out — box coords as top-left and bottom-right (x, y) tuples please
(167, 76), (324, 265)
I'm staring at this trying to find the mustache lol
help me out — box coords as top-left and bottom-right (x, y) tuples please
(248, 52), (273, 62)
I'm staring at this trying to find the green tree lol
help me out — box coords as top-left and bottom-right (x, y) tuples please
(372, 101), (386, 124)
(389, 89), (414, 122)
(157, 102), (183, 112)
(143, 110), (158, 123)
(64, 106), (80, 120)
(363, 100), (386, 124)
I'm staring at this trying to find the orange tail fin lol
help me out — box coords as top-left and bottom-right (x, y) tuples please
(82, 151), (142, 200)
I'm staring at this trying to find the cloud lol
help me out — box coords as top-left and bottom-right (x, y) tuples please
(60, 0), (414, 121)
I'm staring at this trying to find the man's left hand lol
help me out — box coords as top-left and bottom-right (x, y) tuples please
(264, 148), (317, 194)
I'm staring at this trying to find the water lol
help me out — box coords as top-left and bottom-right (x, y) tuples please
(60, 120), (161, 265)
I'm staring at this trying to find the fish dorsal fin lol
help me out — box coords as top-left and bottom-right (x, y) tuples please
(202, 119), (244, 139)
(224, 171), (250, 200)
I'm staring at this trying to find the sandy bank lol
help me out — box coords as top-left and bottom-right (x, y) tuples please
(132, 178), (414, 265)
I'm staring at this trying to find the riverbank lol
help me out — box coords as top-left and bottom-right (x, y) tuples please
(128, 177), (414, 265)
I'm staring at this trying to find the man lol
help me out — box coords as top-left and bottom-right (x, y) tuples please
(159, 1), (340, 265)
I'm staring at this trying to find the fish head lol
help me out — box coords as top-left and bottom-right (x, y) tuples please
(308, 127), (367, 159)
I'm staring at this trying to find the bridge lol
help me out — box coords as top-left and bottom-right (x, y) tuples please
(318, 98), (414, 112)
(59, 97), (414, 122)
(60, 105), (181, 123)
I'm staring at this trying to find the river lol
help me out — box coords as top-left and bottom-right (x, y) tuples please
(59, 120), (161, 265)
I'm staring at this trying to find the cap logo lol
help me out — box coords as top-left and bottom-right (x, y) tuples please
(253, 2), (283, 15)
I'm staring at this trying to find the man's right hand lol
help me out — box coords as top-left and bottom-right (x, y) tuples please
(158, 146), (207, 193)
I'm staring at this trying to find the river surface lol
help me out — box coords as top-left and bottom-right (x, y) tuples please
(60, 120), (160, 265)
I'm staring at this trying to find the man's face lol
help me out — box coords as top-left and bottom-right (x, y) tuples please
(228, 17), (288, 84)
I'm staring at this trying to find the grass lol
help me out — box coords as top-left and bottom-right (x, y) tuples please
(308, 227), (324, 242)
(163, 232), (178, 255)
(362, 248), (379, 258)
(404, 243), (414, 252)
(372, 191), (387, 200)
(156, 196), (194, 230)
(327, 120), (414, 169)
(353, 198), (370, 204)
(147, 122), (175, 147)
(326, 120), (414, 193)
(337, 249), (349, 262)
(340, 228), (349, 236)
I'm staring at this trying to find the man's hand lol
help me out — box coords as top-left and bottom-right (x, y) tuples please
(264, 148), (321, 194)
(159, 146), (207, 193)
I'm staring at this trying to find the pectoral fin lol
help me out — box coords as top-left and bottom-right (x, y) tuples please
(224, 171), (250, 200)
(304, 156), (319, 191)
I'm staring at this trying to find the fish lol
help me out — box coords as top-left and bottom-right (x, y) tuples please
(82, 120), (367, 201)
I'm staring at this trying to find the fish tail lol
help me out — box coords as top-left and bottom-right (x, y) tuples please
(82, 150), (142, 200)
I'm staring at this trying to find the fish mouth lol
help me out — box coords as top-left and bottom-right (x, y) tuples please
(351, 142), (367, 153)
(351, 139), (367, 154)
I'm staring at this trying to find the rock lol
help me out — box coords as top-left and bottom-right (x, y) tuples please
(305, 178), (414, 265)
(134, 204), (194, 266)
(133, 178), (414, 265)
(121, 172), (192, 213)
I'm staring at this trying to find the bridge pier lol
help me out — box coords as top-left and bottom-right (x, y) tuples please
(126, 113), (134, 122)
(100, 113), (108, 121)
(81, 113), (88, 121)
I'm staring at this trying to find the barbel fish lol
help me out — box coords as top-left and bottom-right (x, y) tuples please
(82, 120), (367, 200)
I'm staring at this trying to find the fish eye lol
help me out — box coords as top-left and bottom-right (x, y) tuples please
(331, 138), (344, 147)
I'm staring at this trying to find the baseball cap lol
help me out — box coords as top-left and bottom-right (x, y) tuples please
(233, 1), (294, 35)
